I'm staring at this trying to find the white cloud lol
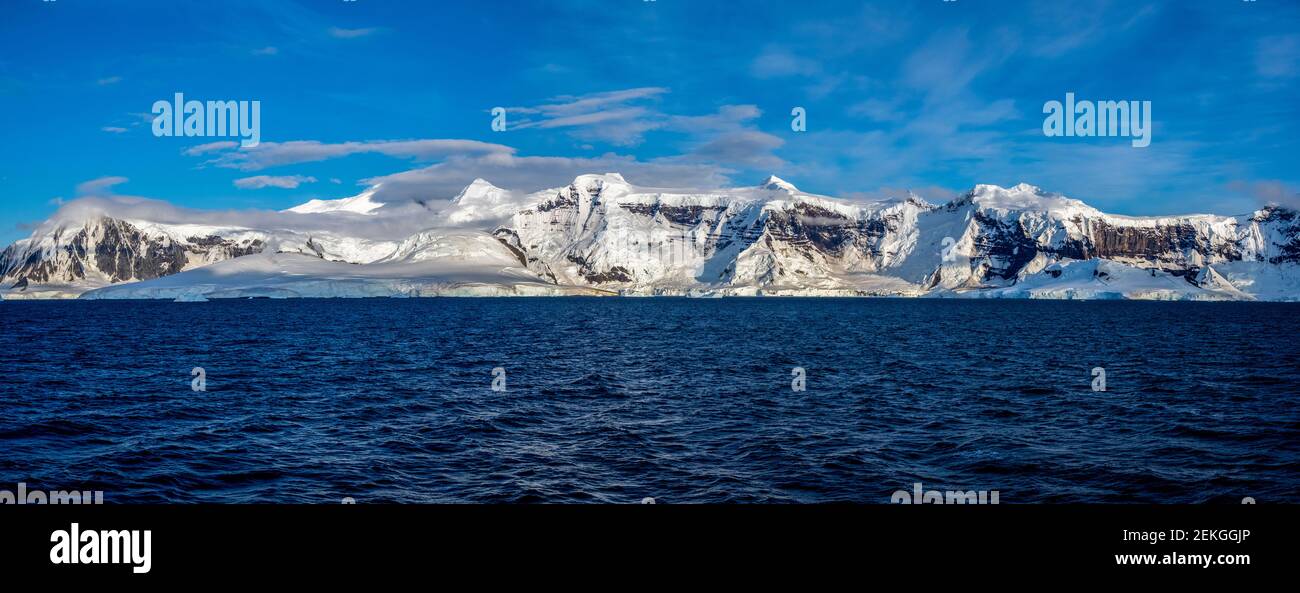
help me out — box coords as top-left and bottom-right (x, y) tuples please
(96, 76), (123, 86)
(360, 152), (734, 204)
(101, 126), (128, 134)
(252, 46), (279, 56)
(233, 175), (317, 189)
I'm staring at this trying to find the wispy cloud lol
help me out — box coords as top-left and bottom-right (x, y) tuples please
(1025, 0), (1158, 58)
(75, 176), (129, 196)
(665, 105), (785, 170)
(251, 46), (279, 56)
(1256, 34), (1300, 79)
(197, 139), (514, 171)
(96, 76), (123, 86)
(902, 28), (1018, 100)
(749, 46), (820, 79)
(328, 26), (379, 39)
(847, 98), (906, 122)
(685, 130), (784, 170)
(665, 104), (763, 132)
(501, 88), (785, 165)
(101, 126), (128, 134)
(183, 141), (240, 156)
(233, 175), (317, 189)
(1229, 179), (1300, 210)
(505, 87), (669, 145)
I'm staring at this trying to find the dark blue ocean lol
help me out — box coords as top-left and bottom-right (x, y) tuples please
(1, 298), (1296, 503)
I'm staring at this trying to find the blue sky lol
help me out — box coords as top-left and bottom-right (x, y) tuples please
(1, 0), (1298, 245)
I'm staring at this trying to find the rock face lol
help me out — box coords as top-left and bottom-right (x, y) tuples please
(505, 176), (1300, 298)
(0, 217), (264, 290)
(508, 174), (932, 294)
(3, 174), (1299, 300)
(923, 185), (1299, 291)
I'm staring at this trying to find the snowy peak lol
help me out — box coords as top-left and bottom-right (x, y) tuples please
(445, 178), (517, 225)
(758, 175), (798, 193)
(452, 178), (507, 204)
(285, 185), (384, 215)
(569, 173), (631, 199)
(968, 182), (1049, 203)
(589, 172), (627, 184)
(956, 182), (1099, 217)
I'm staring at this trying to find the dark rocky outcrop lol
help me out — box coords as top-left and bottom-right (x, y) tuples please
(0, 217), (263, 288)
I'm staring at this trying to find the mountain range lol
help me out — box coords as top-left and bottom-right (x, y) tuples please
(3, 173), (1298, 301)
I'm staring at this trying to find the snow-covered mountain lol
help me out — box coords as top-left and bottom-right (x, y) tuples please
(500, 174), (1300, 299)
(3, 174), (1298, 300)
(504, 173), (931, 295)
(0, 217), (268, 298)
(0, 211), (403, 298)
